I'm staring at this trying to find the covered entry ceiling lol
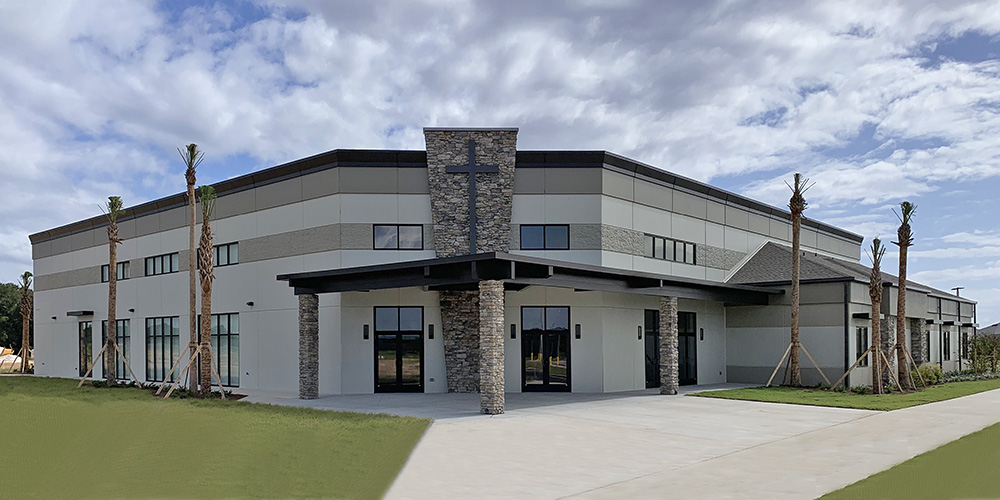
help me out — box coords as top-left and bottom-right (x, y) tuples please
(277, 252), (779, 305)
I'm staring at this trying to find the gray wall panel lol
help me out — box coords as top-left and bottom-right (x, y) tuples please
(398, 168), (430, 194)
(570, 224), (602, 250)
(547, 168), (603, 194)
(633, 179), (672, 211)
(672, 191), (707, 219)
(706, 200), (725, 224)
(214, 189), (256, 219)
(513, 169), (545, 194)
(255, 177), (303, 210)
(340, 167), (398, 193)
(301, 168), (339, 200)
(600, 170), (633, 199)
(749, 214), (770, 235)
(340, 223), (373, 250)
(725, 206), (749, 230)
(241, 224), (341, 262)
(34, 266), (101, 291)
(159, 207), (187, 231)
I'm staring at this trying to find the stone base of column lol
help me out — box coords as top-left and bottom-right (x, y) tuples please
(479, 280), (505, 414)
(298, 294), (319, 400)
(659, 296), (679, 395)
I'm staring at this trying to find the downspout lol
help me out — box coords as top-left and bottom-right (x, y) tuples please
(843, 281), (851, 386)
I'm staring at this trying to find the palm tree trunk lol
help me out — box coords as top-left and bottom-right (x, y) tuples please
(198, 220), (214, 395)
(106, 224), (118, 384)
(790, 208), (802, 386)
(896, 244), (909, 387)
(188, 181), (198, 392)
(870, 289), (882, 394)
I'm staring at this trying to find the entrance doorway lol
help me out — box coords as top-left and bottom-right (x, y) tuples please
(644, 310), (697, 387)
(678, 311), (697, 385)
(522, 306), (571, 392)
(374, 307), (424, 393)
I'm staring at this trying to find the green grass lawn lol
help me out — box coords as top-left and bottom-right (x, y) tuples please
(690, 379), (1000, 411)
(820, 419), (1000, 499)
(0, 376), (429, 499)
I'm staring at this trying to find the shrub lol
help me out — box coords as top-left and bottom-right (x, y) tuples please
(850, 384), (872, 395)
(971, 334), (1000, 373)
(913, 363), (943, 386)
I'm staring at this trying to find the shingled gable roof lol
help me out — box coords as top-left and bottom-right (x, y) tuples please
(728, 241), (975, 304)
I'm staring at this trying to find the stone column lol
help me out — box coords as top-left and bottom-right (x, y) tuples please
(440, 290), (480, 393)
(659, 296), (679, 395)
(479, 280), (505, 415)
(298, 293), (319, 399)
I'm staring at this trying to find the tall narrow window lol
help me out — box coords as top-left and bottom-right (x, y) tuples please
(78, 321), (93, 377)
(943, 329), (951, 361)
(198, 313), (240, 387)
(101, 319), (131, 380)
(856, 326), (869, 367)
(145, 317), (180, 382)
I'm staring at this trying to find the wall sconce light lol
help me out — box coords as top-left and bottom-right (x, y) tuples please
(575, 324), (581, 340)
(510, 324), (517, 339)
(638, 325), (643, 340)
(246, 301), (254, 307)
(700, 328), (704, 341)
(51, 316), (57, 320)
(363, 324), (369, 340)
(428, 324), (434, 340)
(128, 308), (135, 313)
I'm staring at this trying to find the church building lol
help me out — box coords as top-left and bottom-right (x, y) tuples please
(29, 128), (976, 413)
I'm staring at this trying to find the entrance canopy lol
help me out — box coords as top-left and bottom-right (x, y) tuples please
(277, 252), (779, 305)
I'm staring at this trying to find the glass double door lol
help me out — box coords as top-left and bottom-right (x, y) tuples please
(522, 307), (571, 392)
(644, 310), (697, 387)
(375, 307), (424, 393)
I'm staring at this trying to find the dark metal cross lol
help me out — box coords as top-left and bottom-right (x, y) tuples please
(446, 139), (499, 254)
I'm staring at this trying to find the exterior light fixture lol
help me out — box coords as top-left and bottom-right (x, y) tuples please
(246, 301), (254, 307)
(638, 325), (642, 340)
(363, 324), (369, 340)
(428, 324), (434, 340)
(575, 324), (581, 339)
(700, 328), (704, 341)
(510, 324), (517, 339)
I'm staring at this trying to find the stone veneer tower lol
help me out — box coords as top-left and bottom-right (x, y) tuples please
(424, 128), (517, 398)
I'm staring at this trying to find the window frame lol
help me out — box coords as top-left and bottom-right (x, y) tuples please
(144, 253), (179, 276)
(643, 234), (697, 265)
(145, 316), (180, 382)
(519, 224), (570, 250)
(197, 312), (240, 387)
(101, 262), (131, 282)
(856, 326), (869, 367)
(943, 329), (952, 361)
(214, 242), (239, 267)
(101, 319), (131, 381)
(373, 224), (424, 250)
(79, 321), (93, 378)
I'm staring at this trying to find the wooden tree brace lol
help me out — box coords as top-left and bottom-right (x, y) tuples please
(830, 346), (873, 390)
(77, 343), (109, 388)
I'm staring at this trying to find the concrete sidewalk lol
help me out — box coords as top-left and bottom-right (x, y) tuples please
(383, 389), (1000, 500)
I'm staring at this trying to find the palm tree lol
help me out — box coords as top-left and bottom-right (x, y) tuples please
(787, 173), (811, 386)
(18, 271), (32, 373)
(198, 185), (217, 396)
(894, 202), (916, 388)
(868, 239), (886, 394)
(180, 144), (204, 392)
(104, 196), (124, 384)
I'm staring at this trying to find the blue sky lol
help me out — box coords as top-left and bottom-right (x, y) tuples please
(1, 0), (999, 324)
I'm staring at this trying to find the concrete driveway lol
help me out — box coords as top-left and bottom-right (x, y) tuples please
(385, 388), (1000, 500)
(246, 386), (1000, 499)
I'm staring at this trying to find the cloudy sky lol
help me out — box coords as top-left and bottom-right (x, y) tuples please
(1, 0), (998, 324)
